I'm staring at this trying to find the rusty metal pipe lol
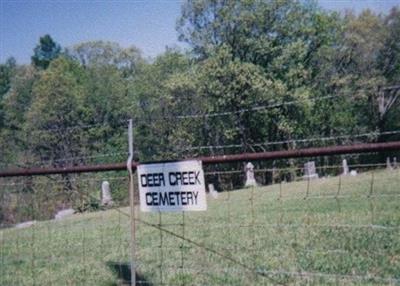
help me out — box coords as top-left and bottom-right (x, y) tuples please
(0, 141), (399, 177)
(200, 141), (400, 164)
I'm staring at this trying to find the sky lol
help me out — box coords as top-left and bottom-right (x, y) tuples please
(1, 0), (399, 64)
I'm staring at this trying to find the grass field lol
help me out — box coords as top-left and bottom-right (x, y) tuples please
(1, 168), (400, 285)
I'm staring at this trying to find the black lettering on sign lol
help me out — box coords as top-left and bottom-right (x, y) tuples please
(141, 174), (148, 187)
(146, 192), (153, 205)
(187, 191), (193, 204)
(140, 173), (165, 188)
(168, 192), (176, 205)
(195, 171), (201, 184)
(145, 191), (200, 207)
(181, 192), (187, 205)
(168, 171), (202, 186)
(159, 192), (168, 205)
(182, 172), (188, 185)
(152, 192), (159, 205)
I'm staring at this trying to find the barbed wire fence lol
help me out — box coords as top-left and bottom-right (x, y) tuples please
(0, 174), (133, 285)
(3, 161), (400, 285)
(132, 158), (400, 286)
(0, 121), (133, 286)
(1, 111), (400, 285)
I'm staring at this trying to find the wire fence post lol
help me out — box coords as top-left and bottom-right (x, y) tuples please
(127, 119), (136, 286)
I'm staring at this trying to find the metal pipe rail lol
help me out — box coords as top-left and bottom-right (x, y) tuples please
(1, 141), (400, 177)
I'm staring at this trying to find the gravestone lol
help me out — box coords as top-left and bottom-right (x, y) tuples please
(393, 157), (398, 169)
(208, 183), (218, 199)
(303, 161), (318, 180)
(55, 209), (74, 220)
(101, 181), (113, 206)
(342, 159), (349, 175)
(350, 170), (357, 176)
(245, 162), (258, 187)
(16, 220), (36, 229)
(387, 157), (393, 170)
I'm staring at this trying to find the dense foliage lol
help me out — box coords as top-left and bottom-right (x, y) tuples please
(1, 1), (399, 169)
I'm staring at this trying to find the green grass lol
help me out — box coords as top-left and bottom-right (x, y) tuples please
(1, 169), (400, 285)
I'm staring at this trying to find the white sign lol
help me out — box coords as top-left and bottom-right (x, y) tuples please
(137, 160), (207, 212)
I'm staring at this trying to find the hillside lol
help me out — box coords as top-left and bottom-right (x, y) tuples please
(1, 169), (399, 285)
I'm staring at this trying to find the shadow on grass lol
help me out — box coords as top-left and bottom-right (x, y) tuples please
(107, 261), (152, 286)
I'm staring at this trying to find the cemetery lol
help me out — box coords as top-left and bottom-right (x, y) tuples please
(1, 165), (399, 285)
(1, 0), (399, 285)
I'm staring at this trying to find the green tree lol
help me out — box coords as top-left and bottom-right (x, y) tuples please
(65, 41), (144, 161)
(128, 49), (195, 160)
(377, 7), (400, 142)
(195, 46), (275, 151)
(66, 41), (142, 77)
(0, 65), (37, 166)
(31, 34), (62, 69)
(335, 10), (389, 139)
(0, 57), (17, 130)
(178, 0), (345, 148)
(26, 57), (88, 166)
(380, 7), (400, 84)
(177, 0), (335, 68)
(0, 57), (16, 96)
(82, 64), (130, 159)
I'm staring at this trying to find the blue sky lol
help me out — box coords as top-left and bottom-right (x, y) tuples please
(1, 0), (399, 64)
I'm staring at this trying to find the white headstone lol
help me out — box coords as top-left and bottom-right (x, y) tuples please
(342, 159), (349, 175)
(393, 157), (398, 169)
(101, 181), (113, 206)
(387, 157), (393, 170)
(208, 183), (218, 199)
(303, 161), (318, 180)
(55, 209), (74, 220)
(350, 170), (357, 176)
(15, 220), (36, 229)
(245, 162), (258, 187)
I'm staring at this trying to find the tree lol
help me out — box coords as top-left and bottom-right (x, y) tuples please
(0, 64), (37, 166)
(66, 41), (143, 77)
(65, 41), (145, 160)
(26, 57), (88, 166)
(127, 48), (195, 161)
(379, 7), (400, 84)
(177, 0), (335, 68)
(177, 0), (346, 148)
(195, 45), (274, 151)
(0, 57), (16, 96)
(0, 57), (17, 129)
(334, 10), (390, 142)
(377, 8), (400, 142)
(82, 64), (130, 158)
(31, 34), (62, 69)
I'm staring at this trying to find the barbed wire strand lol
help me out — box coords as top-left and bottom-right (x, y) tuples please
(186, 130), (400, 150)
(1, 94), (341, 137)
(1, 129), (398, 169)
